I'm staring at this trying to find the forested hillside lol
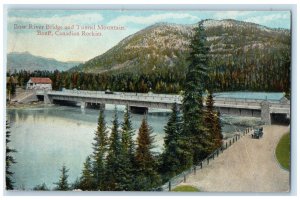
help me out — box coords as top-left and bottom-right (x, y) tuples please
(70, 19), (290, 93)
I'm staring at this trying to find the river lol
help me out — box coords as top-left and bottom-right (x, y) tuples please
(7, 103), (263, 190)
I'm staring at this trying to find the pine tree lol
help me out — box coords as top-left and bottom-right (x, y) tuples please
(204, 92), (218, 153)
(6, 121), (17, 190)
(104, 106), (126, 191)
(160, 103), (185, 180)
(79, 156), (94, 191)
(134, 117), (161, 191)
(121, 105), (135, 162)
(92, 107), (108, 190)
(33, 183), (49, 191)
(119, 105), (136, 190)
(214, 111), (223, 149)
(182, 21), (211, 164)
(54, 165), (70, 191)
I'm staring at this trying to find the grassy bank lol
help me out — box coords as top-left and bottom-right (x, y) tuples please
(275, 132), (290, 170)
(172, 185), (200, 192)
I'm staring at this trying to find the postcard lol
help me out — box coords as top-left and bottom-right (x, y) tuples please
(5, 8), (291, 193)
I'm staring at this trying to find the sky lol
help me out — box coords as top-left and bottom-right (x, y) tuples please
(6, 10), (291, 62)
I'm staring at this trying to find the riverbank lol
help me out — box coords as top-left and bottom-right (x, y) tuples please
(6, 101), (48, 109)
(180, 125), (290, 192)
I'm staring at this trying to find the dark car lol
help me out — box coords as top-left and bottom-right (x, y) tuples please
(252, 127), (263, 139)
(105, 89), (114, 94)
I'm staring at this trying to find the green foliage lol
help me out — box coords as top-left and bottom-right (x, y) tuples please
(275, 133), (290, 170)
(121, 105), (135, 161)
(160, 103), (187, 180)
(182, 22), (211, 165)
(172, 185), (200, 192)
(6, 121), (16, 190)
(91, 107), (108, 190)
(79, 156), (94, 191)
(54, 165), (70, 191)
(33, 183), (49, 191)
(104, 107), (133, 191)
(134, 117), (161, 191)
(204, 92), (223, 153)
(107, 107), (122, 156)
(119, 105), (136, 190)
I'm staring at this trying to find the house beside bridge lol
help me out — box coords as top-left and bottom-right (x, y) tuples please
(26, 77), (52, 90)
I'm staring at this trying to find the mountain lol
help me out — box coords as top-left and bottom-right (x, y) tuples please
(71, 19), (290, 74)
(7, 52), (81, 72)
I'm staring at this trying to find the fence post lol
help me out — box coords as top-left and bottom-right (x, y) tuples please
(207, 157), (209, 165)
(184, 174), (186, 183)
(200, 162), (202, 169)
(212, 153), (215, 160)
(193, 166), (196, 175)
(168, 181), (171, 191)
(217, 149), (219, 157)
(229, 140), (231, 146)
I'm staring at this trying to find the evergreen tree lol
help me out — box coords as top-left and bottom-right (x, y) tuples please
(182, 21), (211, 164)
(79, 156), (94, 191)
(6, 121), (17, 190)
(54, 165), (70, 191)
(7, 76), (16, 101)
(119, 105), (136, 190)
(204, 92), (218, 153)
(104, 107), (128, 191)
(92, 107), (108, 190)
(160, 103), (185, 180)
(121, 105), (135, 162)
(134, 117), (161, 191)
(33, 183), (49, 191)
(214, 111), (223, 149)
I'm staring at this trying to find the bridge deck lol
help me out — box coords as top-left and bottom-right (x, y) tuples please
(35, 90), (290, 115)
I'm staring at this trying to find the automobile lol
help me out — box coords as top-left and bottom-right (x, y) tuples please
(105, 89), (114, 94)
(252, 127), (263, 139)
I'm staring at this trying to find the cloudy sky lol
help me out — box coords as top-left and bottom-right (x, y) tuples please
(7, 10), (290, 62)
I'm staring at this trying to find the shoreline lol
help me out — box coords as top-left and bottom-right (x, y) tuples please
(6, 101), (49, 110)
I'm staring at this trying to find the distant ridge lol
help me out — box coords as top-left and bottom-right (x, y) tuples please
(7, 52), (81, 72)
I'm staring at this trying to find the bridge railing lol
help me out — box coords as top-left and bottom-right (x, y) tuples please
(48, 90), (289, 110)
(48, 90), (182, 104)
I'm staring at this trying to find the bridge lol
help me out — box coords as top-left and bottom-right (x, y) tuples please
(35, 89), (290, 125)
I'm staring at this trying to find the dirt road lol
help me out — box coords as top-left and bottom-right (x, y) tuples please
(181, 125), (290, 192)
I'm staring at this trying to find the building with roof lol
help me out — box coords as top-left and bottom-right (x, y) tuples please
(26, 77), (52, 90)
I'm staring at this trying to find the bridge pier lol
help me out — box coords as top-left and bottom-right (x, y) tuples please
(261, 100), (271, 125)
(44, 93), (52, 104)
(81, 101), (86, 110)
